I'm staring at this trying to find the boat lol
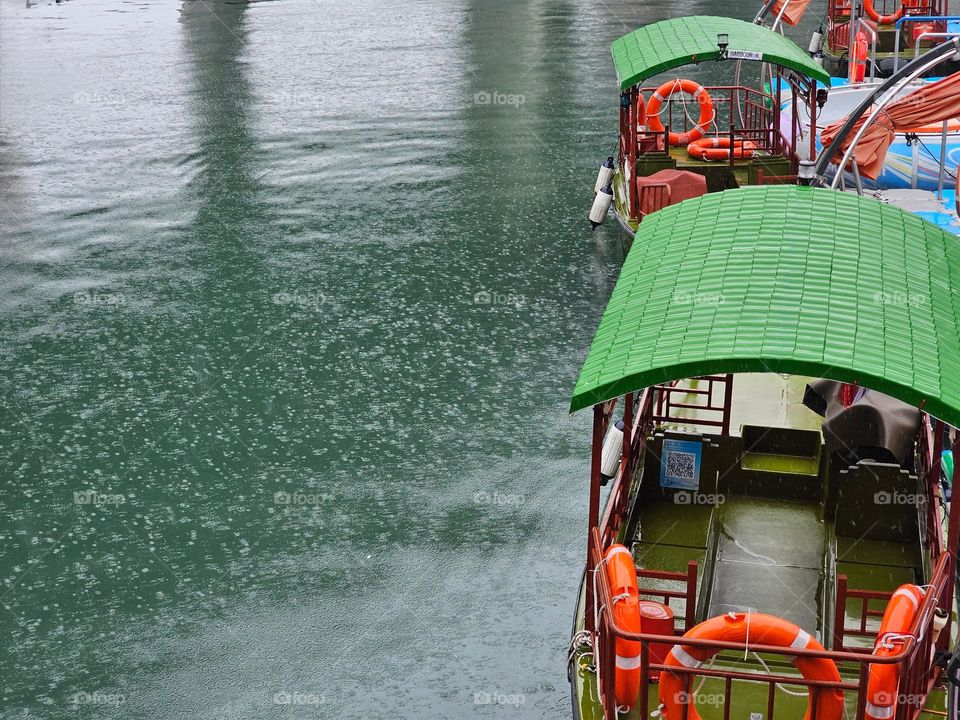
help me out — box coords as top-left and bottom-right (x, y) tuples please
(819, 0), (960, 79)
(776, 76), (960, 192)
(812, 43), (960, 232)
(589, 16), (832, 237)
(567, 184), (960, 720)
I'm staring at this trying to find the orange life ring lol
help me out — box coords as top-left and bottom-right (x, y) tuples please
(659, 612), (844, 720)
(686, 136), (758, 161)
(864, 0), (903, 25)
(851, 31), (869, 83)
(646, 79), (715, 147)
(864, 585), (924, 720)
(604, 544), (642, 708)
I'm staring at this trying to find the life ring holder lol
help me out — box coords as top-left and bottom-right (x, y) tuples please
(864, 585), (925, 720)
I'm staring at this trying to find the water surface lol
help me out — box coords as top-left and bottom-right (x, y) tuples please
(0, 1), (804, 717)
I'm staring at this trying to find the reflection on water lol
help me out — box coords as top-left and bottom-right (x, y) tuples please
(0, 0), (800, 717)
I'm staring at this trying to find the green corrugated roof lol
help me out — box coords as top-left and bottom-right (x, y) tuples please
(611, 16), (832, 90)
(570, 186), (960, 428)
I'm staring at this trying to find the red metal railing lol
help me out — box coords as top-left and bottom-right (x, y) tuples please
(834, 577), (896, 651)
(583, 391), (958, 720)
(635, 85), (780, 158)
(755, 168), (798, 185)
(915, 415), (946, 565)
(588, 528), (953, 720)
(653, 374), (733, 436)
(636, 562), (699, 633)
(828, 0), (947, 51)
(596, 389), (654, 550)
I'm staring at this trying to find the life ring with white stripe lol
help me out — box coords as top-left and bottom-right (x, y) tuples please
(603, 544), (642, 708)
(686, 136), (758, 161)
(864, 584), (924, 720)
(851, 31), (869, 83)
(659, 612), (843, 720)
(645, 79), (715, 147)
(863, 0), (903, 25)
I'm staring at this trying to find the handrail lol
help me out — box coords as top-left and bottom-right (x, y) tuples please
(653, 375), (733, 435)
(917, 415), (947, 567)
(636, 84), (778, 156)
(894, 15), (960, 72)
(595, 535), (944, 663)
(772, 0), (793, 31)
(597, 387), (654, 548)
(915, 30), (960, 57)
(587, 525), (952, 720)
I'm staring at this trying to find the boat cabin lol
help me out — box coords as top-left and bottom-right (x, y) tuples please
(569, 186), (960, 720)
(607, 17), (832, 234)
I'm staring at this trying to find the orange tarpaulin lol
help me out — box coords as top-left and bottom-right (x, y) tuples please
(820, 71), (960, 179)
(771, 0), (811, 26)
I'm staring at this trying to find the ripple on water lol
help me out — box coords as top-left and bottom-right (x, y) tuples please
(0, 0), (644, 717)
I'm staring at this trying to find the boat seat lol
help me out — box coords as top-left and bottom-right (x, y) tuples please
(833, 535), (921, 648)
(833, 461), (920, 541)
(740, 425), (820, 475)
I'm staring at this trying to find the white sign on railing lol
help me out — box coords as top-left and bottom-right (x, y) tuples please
(727, 49), (763, 61)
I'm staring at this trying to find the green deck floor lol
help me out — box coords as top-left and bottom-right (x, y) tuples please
(709, 498), (824, 631)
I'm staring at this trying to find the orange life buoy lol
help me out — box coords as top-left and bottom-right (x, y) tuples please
(604, 544), (642, 708)
(852, 31), (869, 83)
(659, 612), (844, 720)
(646, 79), (715, 147)
(864, 584), (924, 720)
(864, 0), (903, 25)
(686, 136), (758, 161)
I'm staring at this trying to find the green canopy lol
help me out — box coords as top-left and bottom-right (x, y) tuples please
(570, 186), (960, 429)
(611, 16), (832, 90)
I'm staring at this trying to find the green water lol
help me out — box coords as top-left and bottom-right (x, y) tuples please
(0, 1), (818, 718)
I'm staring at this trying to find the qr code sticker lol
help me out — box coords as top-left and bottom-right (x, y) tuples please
(666, 451), (696, 481)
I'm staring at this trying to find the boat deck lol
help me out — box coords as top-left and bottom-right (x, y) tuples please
(666, 146), (754, 186)
(708, 498), (823, 631)
(571, 371), (947, 720)
(572, 644), (949, 720)
(873, 188), (960, 235)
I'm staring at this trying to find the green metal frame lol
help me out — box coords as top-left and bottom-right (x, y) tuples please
(611, 16), (832, 90)
(570, 186), (960, 429)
